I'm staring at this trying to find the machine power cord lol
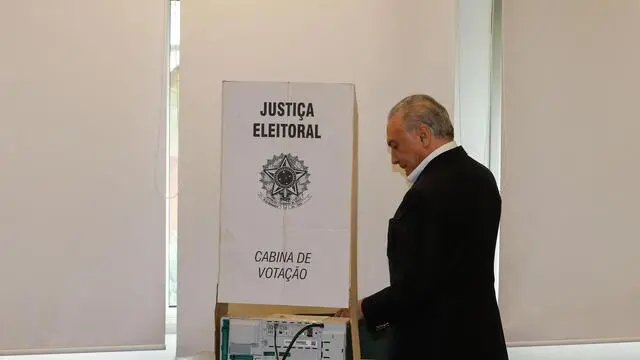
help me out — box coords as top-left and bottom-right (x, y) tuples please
(274, 323), (325, 360)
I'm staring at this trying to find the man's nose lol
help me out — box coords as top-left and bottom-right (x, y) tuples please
(390, 153), (399, 164)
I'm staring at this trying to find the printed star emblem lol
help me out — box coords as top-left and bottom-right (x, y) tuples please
(263, 154), (308, 197)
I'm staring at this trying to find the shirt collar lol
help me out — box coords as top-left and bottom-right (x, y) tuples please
(407, 141), (458, 184)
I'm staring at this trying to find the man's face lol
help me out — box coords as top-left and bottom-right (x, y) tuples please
(386, 114), (427, 175)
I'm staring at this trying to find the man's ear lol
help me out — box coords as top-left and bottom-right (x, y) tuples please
(419, 125), (431, 144)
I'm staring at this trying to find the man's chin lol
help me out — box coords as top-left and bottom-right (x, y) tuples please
(396, 166), (413, 176)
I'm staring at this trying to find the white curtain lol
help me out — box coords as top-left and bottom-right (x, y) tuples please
(0, 0), (168, 354)
(499, 0), (640, 346)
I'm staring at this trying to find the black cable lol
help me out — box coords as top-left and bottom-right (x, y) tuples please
(274, 323), (280, 360)
(274, 322), (324, 360)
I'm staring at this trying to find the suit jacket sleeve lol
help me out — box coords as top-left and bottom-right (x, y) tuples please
(360, 186), (454, 329)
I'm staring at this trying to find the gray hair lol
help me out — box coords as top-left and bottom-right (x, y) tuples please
(388, 94), (454, 140)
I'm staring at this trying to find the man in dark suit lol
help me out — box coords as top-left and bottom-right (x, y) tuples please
(347, 94), (508, 359)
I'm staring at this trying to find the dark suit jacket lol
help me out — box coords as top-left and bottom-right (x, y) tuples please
(360, 146), (508, 359)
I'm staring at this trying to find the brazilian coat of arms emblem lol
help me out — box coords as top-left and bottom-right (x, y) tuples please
(258, 153), (311, 209)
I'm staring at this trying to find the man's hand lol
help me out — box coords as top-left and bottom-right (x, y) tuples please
(334, 300), (363, 319)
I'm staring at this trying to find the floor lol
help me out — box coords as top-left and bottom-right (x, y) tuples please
(1, 334), (639, 359)
(0, 336), (178, 360)
(508, 342), (640, 360)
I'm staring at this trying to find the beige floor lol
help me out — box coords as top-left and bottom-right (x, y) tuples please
(2, 334), (640, 359)
(0, 336), (178, 360)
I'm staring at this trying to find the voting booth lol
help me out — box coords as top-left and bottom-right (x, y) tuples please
(215, 81), (370, 360)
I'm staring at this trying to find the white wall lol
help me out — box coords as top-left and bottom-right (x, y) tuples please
(177, 0), (457, 357)
(455, 0), (494, 166)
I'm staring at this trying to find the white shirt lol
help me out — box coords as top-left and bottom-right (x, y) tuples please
(407, 141), (458, 184)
